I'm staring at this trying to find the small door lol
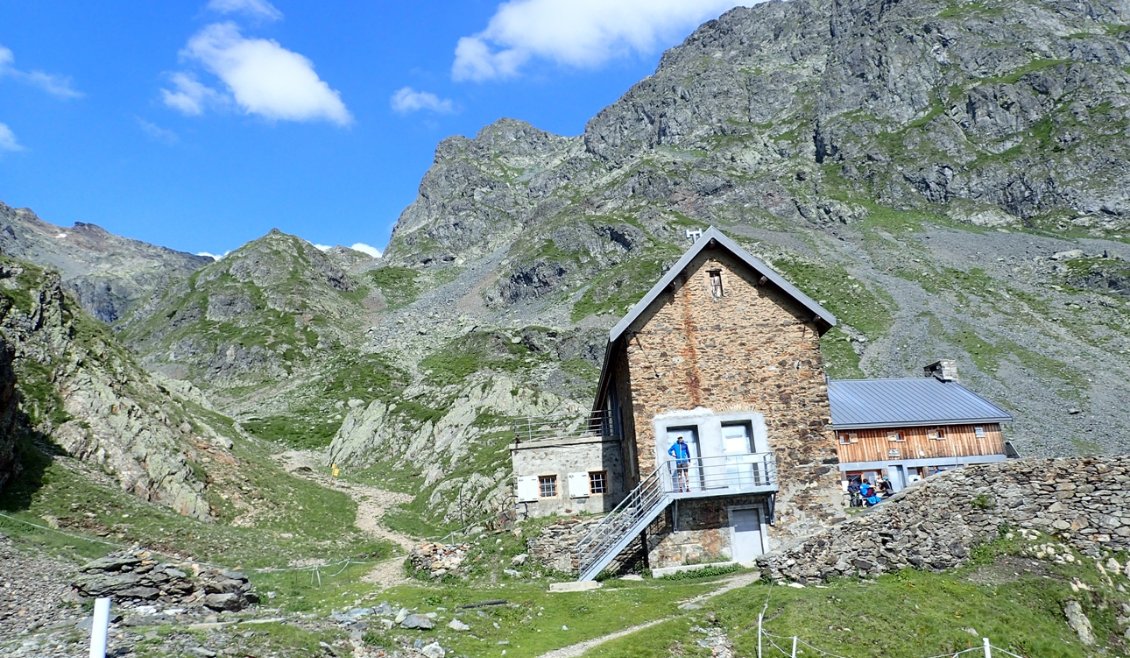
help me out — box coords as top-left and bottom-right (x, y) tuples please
(730, 506), (765, 564)
(886, 464), (905, 492)
(665, 426), (701, 491)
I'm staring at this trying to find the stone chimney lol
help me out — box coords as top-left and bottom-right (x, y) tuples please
(924, 359), (959, 382)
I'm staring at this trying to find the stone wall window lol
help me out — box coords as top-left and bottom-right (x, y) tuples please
(538, 475), (558, 498)
(708, 269), (724, 298)
(589, 470), (607, 494)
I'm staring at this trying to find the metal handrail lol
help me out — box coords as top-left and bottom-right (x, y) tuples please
(573, 452), (778, 578)
(512, 410), (610, 444)
(574, 466), (664, 576)
(660, 452), (778, 494)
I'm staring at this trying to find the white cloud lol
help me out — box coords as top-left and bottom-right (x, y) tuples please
(0, 44), (82, 98)
(197, 250), (231, 260)
(0, 122), (23, 152)
(313, 242), (382, 258)
(390, 87), (455, 115)
(174, 22), (352, 125)
(137, 118), (179, 144)
(349, 243), (382, 258)
(452, 0), (756, 81)
(161, 72), (225, 115)
(206, 0), (283, 21)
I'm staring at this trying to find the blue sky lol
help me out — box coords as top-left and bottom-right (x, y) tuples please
(0, 1), (751, 258)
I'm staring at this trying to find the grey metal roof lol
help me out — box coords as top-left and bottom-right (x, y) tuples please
(828, 378), (1013, 430)
(607, 227), (836, 344)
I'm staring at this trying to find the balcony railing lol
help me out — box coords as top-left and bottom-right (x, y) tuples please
(511, 410), (610, 444)
(660, 452), (778, 498)
(573, 451), (777, 581)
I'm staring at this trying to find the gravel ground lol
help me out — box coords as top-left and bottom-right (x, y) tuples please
(0, 532), (83, 640)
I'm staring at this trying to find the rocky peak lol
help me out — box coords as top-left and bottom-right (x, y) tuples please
(121, 230), (377, 401)
(384, 118), (583, 265)
(0, 203), (210, 324)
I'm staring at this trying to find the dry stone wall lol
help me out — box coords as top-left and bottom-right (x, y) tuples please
(762, 456), (1130, 583)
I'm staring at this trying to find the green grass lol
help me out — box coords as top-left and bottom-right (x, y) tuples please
(242, 352), (407, 449)
(986, 58), (1072, 85)
(595, 541), (1128, 657)
(949, 324), (1086, 396)
(570, 250), (677, 322)
(368, 266), (422, 309)
(420, 330), (546, 387)
(0, 435), (392, 570)
(132, 621), (347, 658)
(372, 577), (721, 657)
(771, 256), (895, 378)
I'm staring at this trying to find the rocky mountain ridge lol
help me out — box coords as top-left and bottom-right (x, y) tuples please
(0, 257), (229, 517)
(1, 0), (1129, 534)
(375, 0), (1130, 461)
(0, 203), (211, 324)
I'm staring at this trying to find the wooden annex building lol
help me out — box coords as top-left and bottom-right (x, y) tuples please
(829, 362), (1013, 492)
(509, 227), (1014, 580)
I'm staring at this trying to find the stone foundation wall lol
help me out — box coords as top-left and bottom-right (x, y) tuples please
(527, 517), (645, 575)
(647, 495), (768, 568)
(762, 456), (1130, 583)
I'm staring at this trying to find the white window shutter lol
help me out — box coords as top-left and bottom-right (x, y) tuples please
(517, 475), (538, 502)
(568, 472), (589, 498)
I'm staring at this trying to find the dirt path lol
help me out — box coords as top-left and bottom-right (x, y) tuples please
(537, 570), (761, 658)
(278, 450), (417, 588)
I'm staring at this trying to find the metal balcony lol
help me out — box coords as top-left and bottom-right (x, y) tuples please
(573, 451), (777, 581)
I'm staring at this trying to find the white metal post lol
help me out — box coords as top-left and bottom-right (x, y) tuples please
(757, 611), (763, 658)
(89, 597), (111, 658)
(983, 637), (992, 657)
(791, 636), (798, 657)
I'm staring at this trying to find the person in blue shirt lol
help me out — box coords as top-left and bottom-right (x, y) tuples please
(860, 480), (881, 506)
(668, 436), (691, 492)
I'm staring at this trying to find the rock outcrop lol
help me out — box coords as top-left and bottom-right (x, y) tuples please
(0, 258), (224, 518)
(0, 337), (19, 491)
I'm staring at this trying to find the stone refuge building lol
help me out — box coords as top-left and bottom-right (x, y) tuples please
(510, 227), (1012, 580)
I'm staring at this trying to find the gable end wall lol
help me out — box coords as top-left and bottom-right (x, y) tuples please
(624, 249), (843, 547)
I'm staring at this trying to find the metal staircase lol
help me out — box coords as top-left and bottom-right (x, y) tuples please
(572, 452), (779, 581)
(574, 466), (668, 582)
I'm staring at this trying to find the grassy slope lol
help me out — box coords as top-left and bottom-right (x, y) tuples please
(0, 435), (392, 569)
(74, 529), (1130, 658)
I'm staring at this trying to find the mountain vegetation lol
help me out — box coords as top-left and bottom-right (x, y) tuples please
(0, 0), (1128, 654)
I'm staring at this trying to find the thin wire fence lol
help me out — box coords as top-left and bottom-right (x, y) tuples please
(758, 628), (1025, 658)
(0, 510), (382, 585)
